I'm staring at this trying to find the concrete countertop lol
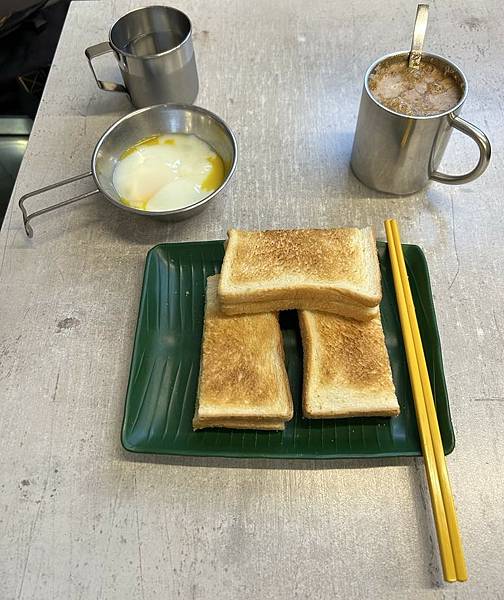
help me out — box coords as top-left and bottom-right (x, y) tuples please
(1, 1), (503, 598)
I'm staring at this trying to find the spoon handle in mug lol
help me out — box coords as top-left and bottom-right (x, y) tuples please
(409, 4), (429, 69)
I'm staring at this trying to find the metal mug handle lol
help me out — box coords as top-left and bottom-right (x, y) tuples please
(430, 113), (491, 185)
(19, 172), (100, 238)
(85, 41), (127, 94)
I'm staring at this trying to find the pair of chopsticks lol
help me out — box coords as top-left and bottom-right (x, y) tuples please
(384, 219), (467, 583)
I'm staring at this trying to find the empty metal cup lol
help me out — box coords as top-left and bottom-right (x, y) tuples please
(85, 6), (199, 107)
(350, 51), (491, 195)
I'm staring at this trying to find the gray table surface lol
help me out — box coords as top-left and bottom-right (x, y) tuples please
(1, 1), (503, 598)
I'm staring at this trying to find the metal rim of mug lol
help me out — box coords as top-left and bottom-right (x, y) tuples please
(90, 103), (238, 217)
(364, 50), (469, 120)
(108, 5), (193, 60)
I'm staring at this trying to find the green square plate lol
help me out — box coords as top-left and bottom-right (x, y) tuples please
(121, 241), (454, 458)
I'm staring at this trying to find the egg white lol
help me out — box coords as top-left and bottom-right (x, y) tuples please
(112, 134), (222, 212)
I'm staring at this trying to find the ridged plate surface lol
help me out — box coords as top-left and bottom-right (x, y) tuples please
(122, 241), (454, 458)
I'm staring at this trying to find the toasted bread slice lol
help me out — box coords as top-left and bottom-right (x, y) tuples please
(299, 310), (399, 418)
(221, 298), (379, 320)
(218, 227), (381, 318)
(193, 276), (293, 430)
(192, 418), (286, 430)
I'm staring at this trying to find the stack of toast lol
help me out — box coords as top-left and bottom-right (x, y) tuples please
(193, 227), (399, 430)
(192, 277), (293, 430)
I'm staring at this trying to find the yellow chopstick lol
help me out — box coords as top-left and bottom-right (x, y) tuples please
(387, 219), (468, 582)
(384, 220), (458, 583)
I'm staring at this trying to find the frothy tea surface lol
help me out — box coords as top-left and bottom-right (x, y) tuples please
(368, 56), (463, 116)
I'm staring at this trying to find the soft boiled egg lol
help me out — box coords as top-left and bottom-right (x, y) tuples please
(112, 134), (225, 212)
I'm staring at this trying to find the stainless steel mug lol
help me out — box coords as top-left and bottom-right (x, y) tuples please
(350, 51), (491, 195)
(85, 6), (198, 108)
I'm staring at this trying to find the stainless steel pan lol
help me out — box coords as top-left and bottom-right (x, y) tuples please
(19, 104), (238, 237)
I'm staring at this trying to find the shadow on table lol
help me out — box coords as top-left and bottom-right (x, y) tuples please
(119, 448), (418, 471)
(327, 131), (452, 225)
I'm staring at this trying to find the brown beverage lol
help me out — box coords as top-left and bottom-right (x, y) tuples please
(368, 56), (463, 116)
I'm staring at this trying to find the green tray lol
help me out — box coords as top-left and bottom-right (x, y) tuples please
(122, 241), (454, 458)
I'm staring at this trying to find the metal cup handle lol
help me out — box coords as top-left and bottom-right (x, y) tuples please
(19, 172), (100, 238)
(430, 114), (491, 185)
(85, 41), (127, 94)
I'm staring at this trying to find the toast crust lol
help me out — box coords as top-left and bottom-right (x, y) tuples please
(193, 418), (285, 430)
(220, 298), (379, 320)
(303, 408), (399, 418)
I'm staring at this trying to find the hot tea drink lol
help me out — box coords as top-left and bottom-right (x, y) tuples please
(368, 56), (463, 116)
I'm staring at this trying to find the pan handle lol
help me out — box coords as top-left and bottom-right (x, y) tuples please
(18, 172), (100, 238)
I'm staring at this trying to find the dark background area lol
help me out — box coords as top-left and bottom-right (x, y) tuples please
(0, 0), (70, 225)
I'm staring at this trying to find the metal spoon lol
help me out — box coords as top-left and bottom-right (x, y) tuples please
(408, 4), (429, 69)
